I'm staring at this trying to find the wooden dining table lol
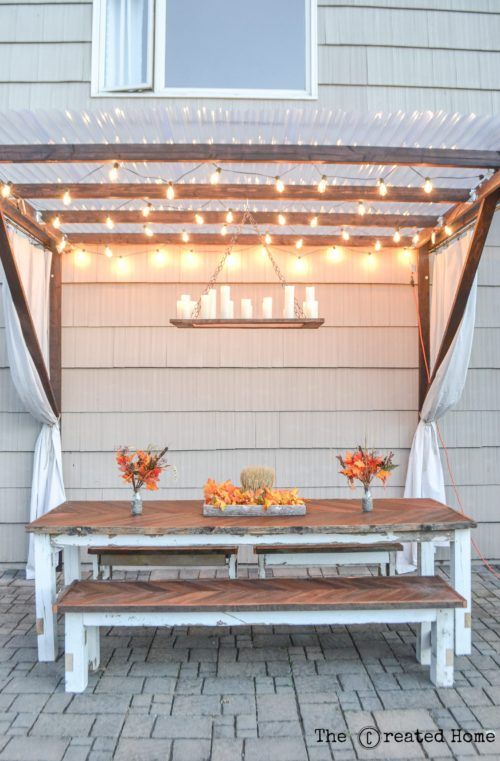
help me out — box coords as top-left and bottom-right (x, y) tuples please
(27, 497), (476, 663)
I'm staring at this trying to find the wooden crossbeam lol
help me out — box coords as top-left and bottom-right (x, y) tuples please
(429, 188), (500, 387)
(0, 199), (58, 249)
(14, 183), (469, 203)
(42, 209), (437, 229)
(0, 144), (499, 168)
(0, 211), (59, 417)
(67, 232), (412, 248)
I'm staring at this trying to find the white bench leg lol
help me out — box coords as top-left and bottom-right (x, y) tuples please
(258, 555), (266, 579)
(430, 609), (454, 687)
(228, 554), (237, 580)
(34, 534), (58, 662)
(417, 542), (434, 665)
(388, 552), (396, 576)
(63, 546), (81, 585)
(91, 555), (100, 580)
(65, 613), (88, 693)
(87, 626), (100, 671)
(102, 565), (111, 580)
(451, 528), (472, 655)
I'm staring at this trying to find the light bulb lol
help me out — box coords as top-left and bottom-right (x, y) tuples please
(166, 182), (175, 200)
(210, 167), (221, 185)
(104, 246), (113, 258)
(295, 238), (303, 250)
(265, 232), (272, 245)
(142, 203), (152, 218)
(393, 229), (401, 243)
(423, 177), (433, 194)
(52, 216), (61, 229)
(375, 240), (382, 252)
(154, 249), (166, 266)
(377, 178), (388, 196)
(0, 181), (12, 198)
(105, 215), (114, 230)
(109, 162), (120, 181)
(317, 175), (327, 193)
(310, 216), (318, 228)
(260, 246), (268, 258)
(116, 256), (128, 274)
(294, 256), (306, 273)
(226, 209), (234, 223)
(402, 248), (412, 262)
(357, 200), (366, 216)
(181, 230), (190, 242)
(56, 236), (67, 253)
(412, 232), (420, 245)
(75, 248), (88, 267)
(143, 224), (153, 237)
(195, 213), (204, 225)
(444, 224), (452, 236)
(275, 176), (285, 193)
(327, 246), (341, 262)
(62, 190), (72, 206)
(278, 213), (286, 226)
(341, 228), (350, 241)
(431, 230), (437, 245)
(220, 224), (227, 236)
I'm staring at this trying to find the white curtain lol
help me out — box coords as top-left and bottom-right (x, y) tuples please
(398, 233), (476, 572)
(104, 0), (150, 90)
(1, 231), (65, 579)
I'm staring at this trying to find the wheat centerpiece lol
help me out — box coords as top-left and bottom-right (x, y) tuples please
(203, 467), (306, 516)
(116, 446), (172, 516)
(337, 447), (397, 513)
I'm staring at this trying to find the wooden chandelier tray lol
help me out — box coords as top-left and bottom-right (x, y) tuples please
(203, 503), (307, 517)
(171, 318), (324, 329)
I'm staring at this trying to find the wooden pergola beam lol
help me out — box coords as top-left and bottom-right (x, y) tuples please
(67, 232), (413, 247)
(0, 198), (59, 250)
(0, 211), (59, 417)
(429, 188), (500, 387)
(14, 183), (470, 204)
(0, 144), (499, 168)
(42, 209), (438, 229)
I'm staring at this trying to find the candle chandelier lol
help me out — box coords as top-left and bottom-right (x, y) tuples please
(170, 211), (324, 330)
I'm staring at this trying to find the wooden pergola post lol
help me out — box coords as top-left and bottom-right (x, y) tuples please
(417, 242), (431, 411)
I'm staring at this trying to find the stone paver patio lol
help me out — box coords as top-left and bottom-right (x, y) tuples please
(0, 563), (499, 761)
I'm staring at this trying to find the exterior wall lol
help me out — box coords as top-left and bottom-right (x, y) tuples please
(1, 1), (500, 112)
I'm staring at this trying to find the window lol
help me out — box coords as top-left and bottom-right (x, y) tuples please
(92, 0), (317, 98)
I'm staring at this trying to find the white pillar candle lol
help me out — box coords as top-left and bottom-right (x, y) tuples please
(303, 301), (311, 318)
(220, 285), (231, 318)
(180, 293), (191, 303)
(180, 300), (192, 319)
(305, 286), (316, 303)
(241, 298), (253, 319)
(189, 300), (197, 318)
(308, 300), (319, 318)
(283, 285), (295, 318)
(200, 294), (211, 318)
(262, 297), (273, 319)
(176, 300), (184, 318)
(208, 288), (217, 319)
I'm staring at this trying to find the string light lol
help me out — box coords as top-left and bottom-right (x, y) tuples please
(166, 182), (175, 200)
(327, 246), (341, 262)
(226, 209), (234, 223)
(195, 213), (204, 225)
(264, 232), (272, 245)
(52, 216), (61, 230)
(108, 162), (120, 181)
(143, 224), (153, 237)
(142, 203), (153, 218)
(317, 175), (327, 193)
(393, 229), (401, 243)
(184, 249), (197, 266)
(75, 248), (88, 267)
(357, 200), (366, 216)
(62, 190), (72, 206)
(341, 228), (350, 241)
(153, 248), (166, 266)
(295, 238), (303, 250)
(412, 232), (420, 245)
(444, 224), (452, 236)
(294, 256), (307, 274)
(423, 177), (433, 194)
(275, 176), (285, 193)
(116, 256), (128, 274)
(401, 248), (412, 263)
(181, 230), (190, 242)
(210, 167), (222, 185)
(377, 178), (388, 196)
(220, 224), (228, 236)
(310, 216), (318, 228)
(431, 230), (437, 245)
(105, 215), (114, 230)
(104, 246), (113, 258)
(278, 213), (286, 226)
(56, 236), (67, 254)
(374, 240), (382, 252)
(1, 181), (12, 198)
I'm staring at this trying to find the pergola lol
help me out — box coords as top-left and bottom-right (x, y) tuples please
(0, 118), (499, 430)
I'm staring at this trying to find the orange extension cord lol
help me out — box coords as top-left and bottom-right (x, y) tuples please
(411, 279), (500, 579)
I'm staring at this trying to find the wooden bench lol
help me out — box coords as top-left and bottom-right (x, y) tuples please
(56, 575), (465, 692)
(255, 542), (404, 578)
(87, 546), (238, 580)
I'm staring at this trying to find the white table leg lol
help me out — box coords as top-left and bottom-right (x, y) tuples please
(63, 546), (81, 585)
(34, 534), (58, 661)
(451, 528), (472, 655)
(87, 626), (100, 671)
(416, 541), (435, 665)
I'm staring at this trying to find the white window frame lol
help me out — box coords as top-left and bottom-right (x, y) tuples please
(92, 0), (318, 99)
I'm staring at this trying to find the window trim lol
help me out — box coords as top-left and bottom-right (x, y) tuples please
(92, 0), (318, 99)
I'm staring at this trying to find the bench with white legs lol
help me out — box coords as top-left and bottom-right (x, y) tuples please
(255, 542), (403, 578)
(87, 546), (238, 579)
(56, 575), (465, 692)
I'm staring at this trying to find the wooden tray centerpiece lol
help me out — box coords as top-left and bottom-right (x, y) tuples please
(203, 475), (307, 517)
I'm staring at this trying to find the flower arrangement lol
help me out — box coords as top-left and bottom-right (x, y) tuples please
(336, 446), (397, 512)
(116, 446), (172, 515)
(204, 478), (304, 511)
